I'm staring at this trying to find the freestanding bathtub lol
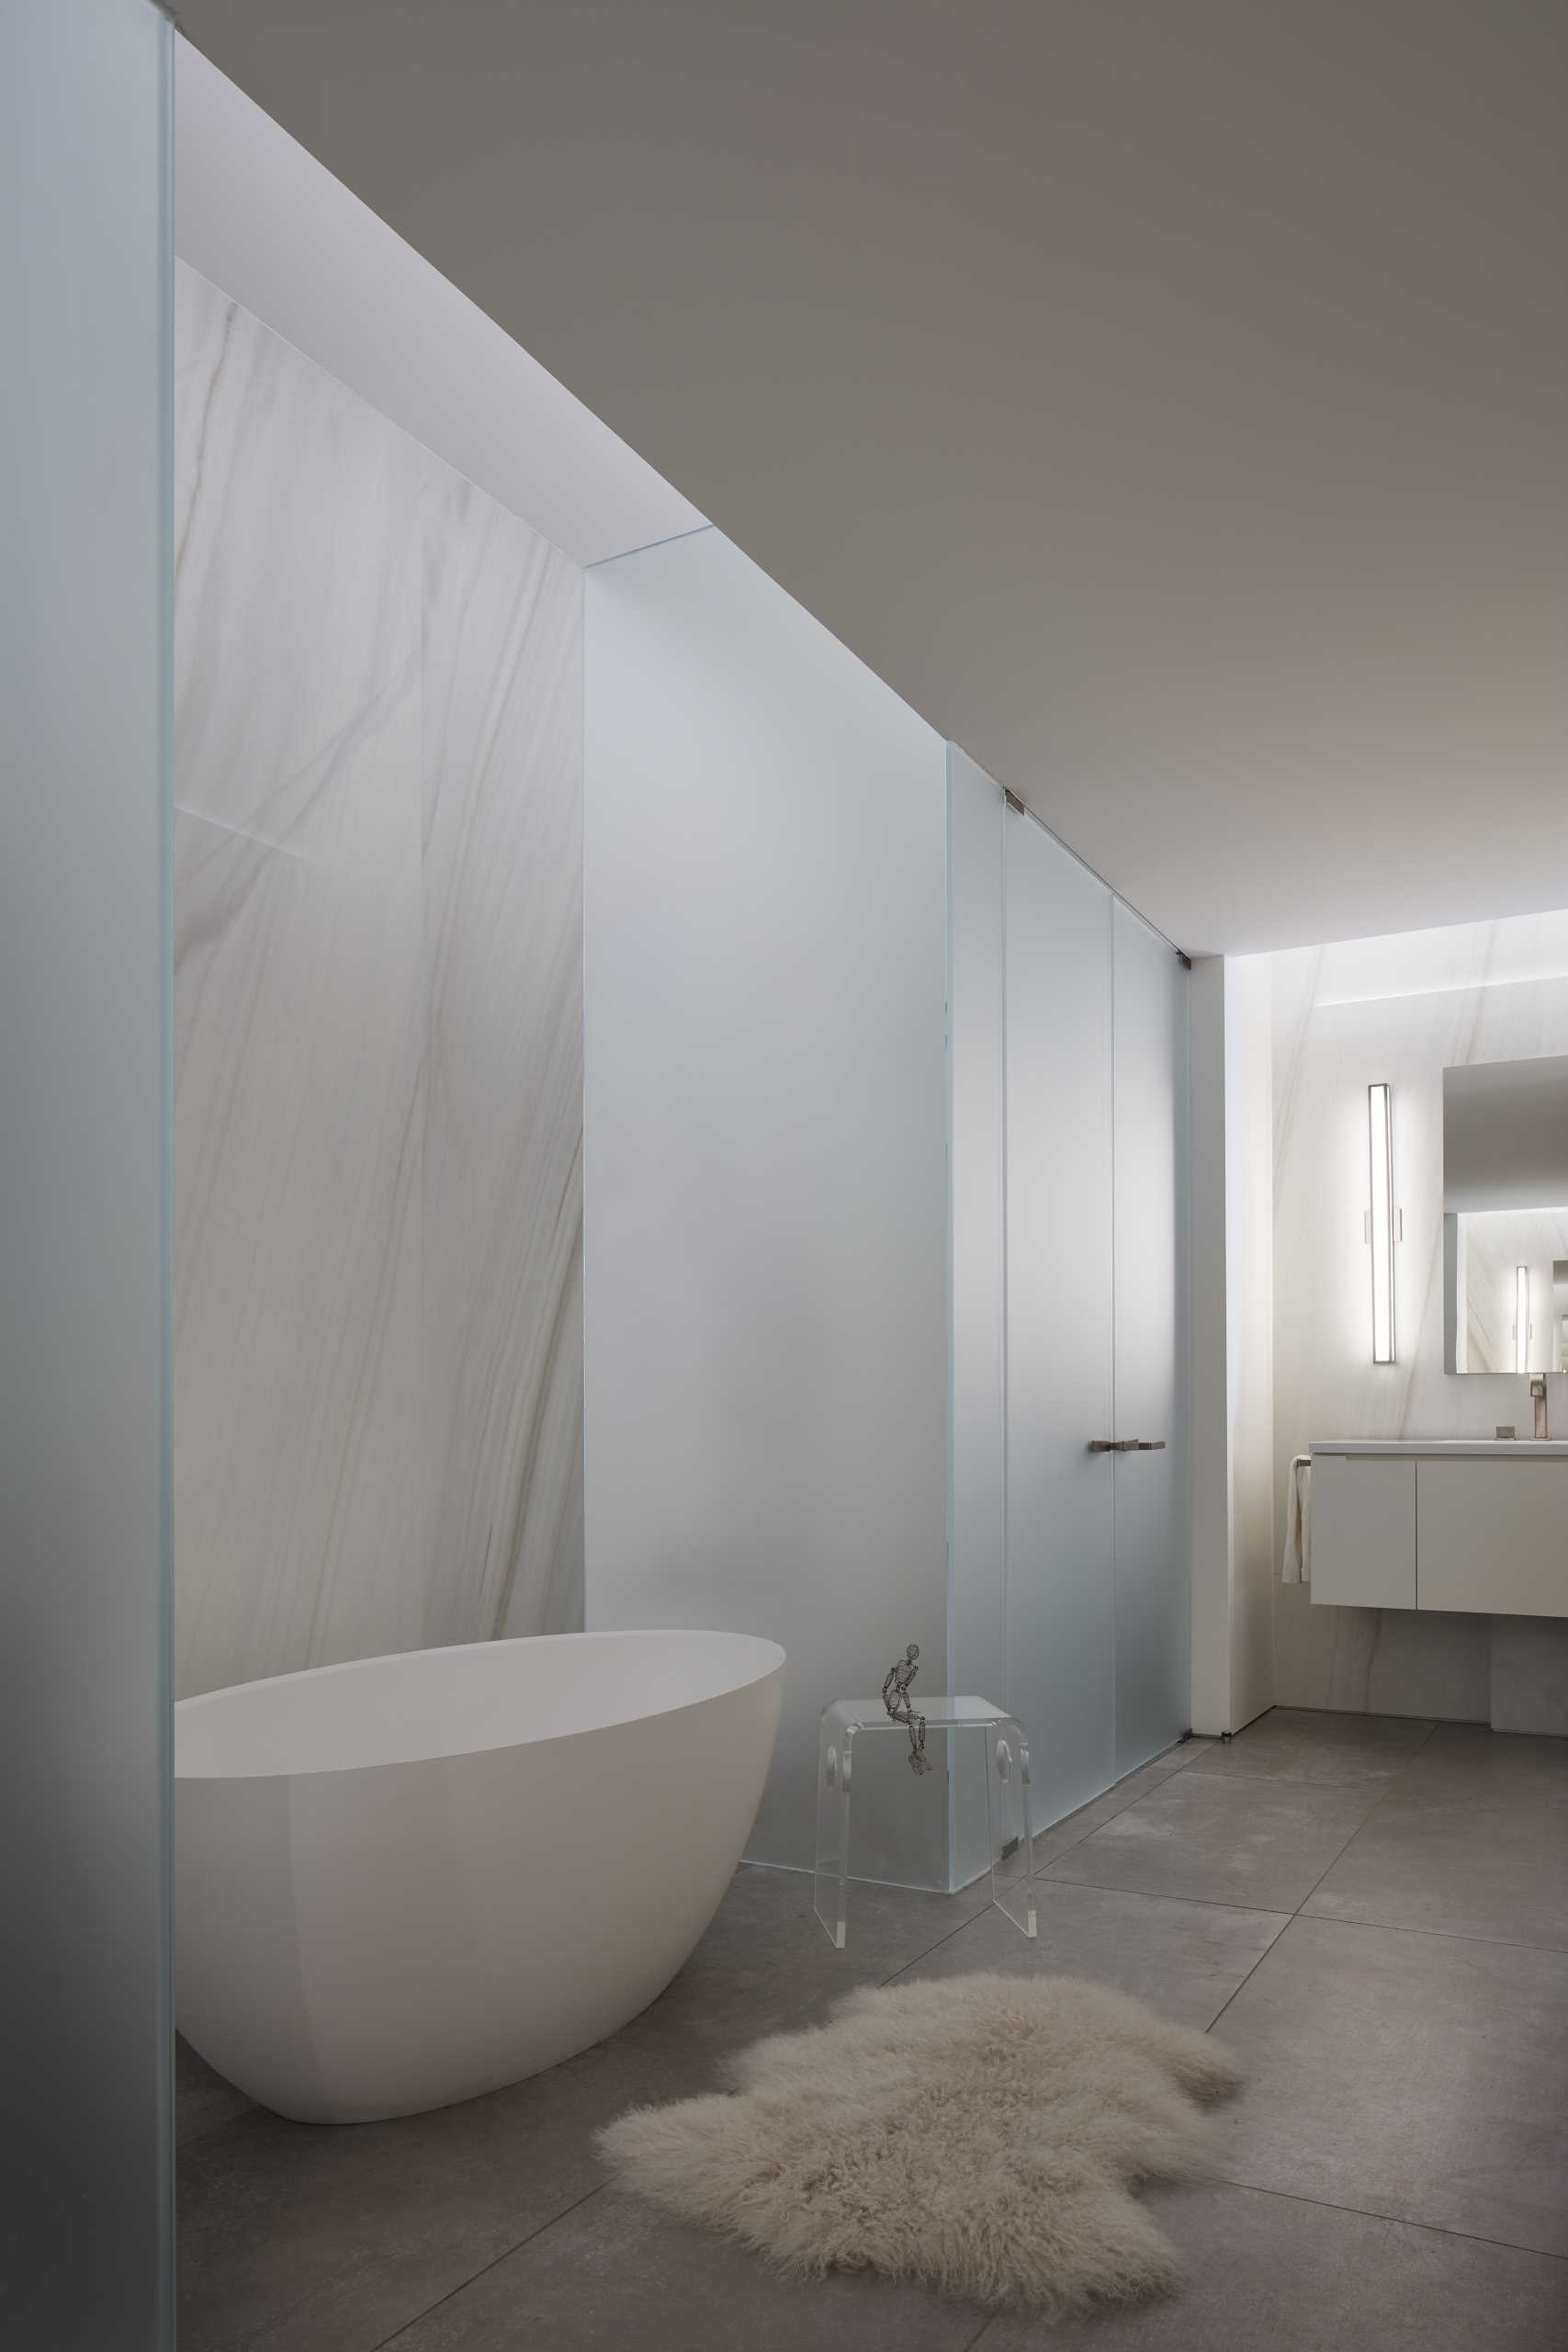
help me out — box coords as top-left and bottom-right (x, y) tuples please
(175, 1629), (784, 2124)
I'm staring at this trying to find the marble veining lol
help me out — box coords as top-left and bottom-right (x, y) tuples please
(1491, 1617), (1568, 1737)
(1270, 915), (1568, 1723)
(174, 264), (582, 1695)
(418, 467), (583, 1645)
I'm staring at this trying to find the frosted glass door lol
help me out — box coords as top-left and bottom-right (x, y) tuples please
(1111, 903), (1190, 1776)
(1003, 808), (1115, 1826)
(1, 0), (173, 2341)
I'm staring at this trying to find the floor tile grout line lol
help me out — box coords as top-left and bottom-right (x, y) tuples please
(1278, 1717), (1443, 1924)
(1201, 1713), (1562, 2041)
(1026, 1738), (1214, 1865)
(1041, 1749), (1433, 1883)
(1283, 1905), (1568, 1960)
(1033, 1751), (1400, 1914)
(1029, 1795), (1152, 1871)
(1178, 1759), (1436, 1792)
(1038, 1871), (1325, 1921)
(1284, 1810), (1398, 1920)
(986, 1857), (1568, 1961)
(1201, 1912), (1294, 2040)
(366, 2182), (608, 2352)
(1362, 1715), (1439, 1786)
(1206, 2173), (1568, 2267)
(880, 1903), (1010, 1985)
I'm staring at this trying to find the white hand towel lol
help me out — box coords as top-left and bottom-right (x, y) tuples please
(1281, 1455), (1312, 1584)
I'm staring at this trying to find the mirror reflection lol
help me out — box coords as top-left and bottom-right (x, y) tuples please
(1443, 1056), (1568, 1374)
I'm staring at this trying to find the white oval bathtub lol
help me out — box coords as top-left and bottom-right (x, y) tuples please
(175, 1629), (784, 2124)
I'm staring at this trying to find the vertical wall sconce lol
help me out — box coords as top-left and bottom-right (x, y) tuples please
(1515, 1265), (1530, 1376)
(1368, 1082), (1395, 1363)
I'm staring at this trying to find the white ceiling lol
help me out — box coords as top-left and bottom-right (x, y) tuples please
(179, 1), (1568, 955)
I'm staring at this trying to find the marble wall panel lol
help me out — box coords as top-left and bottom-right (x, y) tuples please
(1492, 1617), (1568, 1736)
(419, 469), (583, 1644)
(174, 263), (583, 1694)
(1270, 913), (1568, 1721)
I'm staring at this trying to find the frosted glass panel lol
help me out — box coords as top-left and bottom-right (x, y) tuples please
(584, 530), (950, 1887)
(1112, 903), (1191, 1775)
(0, 1), (173, 2344)
(1003, 810), (1115, 1826)
(946, 749), (1007, 1887)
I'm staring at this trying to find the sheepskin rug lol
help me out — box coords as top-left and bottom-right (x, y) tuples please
(597, 1972), (1242, 2312)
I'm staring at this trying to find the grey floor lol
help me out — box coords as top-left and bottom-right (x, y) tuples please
(177, 1711), (1568, 2350)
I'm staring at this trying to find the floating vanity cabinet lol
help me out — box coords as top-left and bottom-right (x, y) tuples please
(1416, 1459), (1568, 1616)
(1309, 1442), (1568, 1615)
(1310, 1454), (1416, 1609)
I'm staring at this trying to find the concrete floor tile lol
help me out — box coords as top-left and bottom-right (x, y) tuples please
(1181, 1707), (1433, 1789)
(379, 2185), (987, 2352)
(1043, 1770), (1380, 1911)
(977, 2182), (1568, 2351)
(1212, 1915), (1568, 2257)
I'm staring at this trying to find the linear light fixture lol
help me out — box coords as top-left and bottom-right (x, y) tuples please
(1516, 1265), (1530, 1376)
(1368, 1083), (1395, 1363)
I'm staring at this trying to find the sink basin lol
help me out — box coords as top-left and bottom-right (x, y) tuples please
(1312, 1437), (1568, 1458)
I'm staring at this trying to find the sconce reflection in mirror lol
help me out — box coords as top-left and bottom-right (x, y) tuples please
(1441, 1056), (1568, 1375)
(1368, 1082), (1396, 1364)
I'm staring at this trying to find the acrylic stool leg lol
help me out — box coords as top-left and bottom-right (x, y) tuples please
(987, 1720), (1037, 1939)
(812, 1717), (853, 1948)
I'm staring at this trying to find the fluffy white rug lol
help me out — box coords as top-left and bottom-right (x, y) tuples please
(598, 1972), (1242, 2311)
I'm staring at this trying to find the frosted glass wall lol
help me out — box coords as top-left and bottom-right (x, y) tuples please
(946, 748), (1008, 1883)
(584, 530), (951, 1885)
(950, 758), (1191, 1853)
(0, 2), (173, 2342)
(1004, 805), (1119, 1826)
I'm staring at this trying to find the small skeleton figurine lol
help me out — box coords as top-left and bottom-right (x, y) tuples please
(882, 1643), (931, 1776)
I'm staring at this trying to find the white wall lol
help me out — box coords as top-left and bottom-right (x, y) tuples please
(1189, 962), (1230, 1734)
(1271, 911), (1568, 1718)
(1190, 957), (1275, 1736)
(583, 530), (951, 1884)
(1232, 958), (1277, 1726)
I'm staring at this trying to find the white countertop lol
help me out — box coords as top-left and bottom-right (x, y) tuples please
(1311, 1438), (1568, 1458)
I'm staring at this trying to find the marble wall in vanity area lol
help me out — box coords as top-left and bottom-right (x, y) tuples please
(1269, 912), (1568, 1724)
(174, 262), (581, 1695)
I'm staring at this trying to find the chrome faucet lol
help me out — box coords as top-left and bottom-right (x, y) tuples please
(1530, 1374), (1549, 1440)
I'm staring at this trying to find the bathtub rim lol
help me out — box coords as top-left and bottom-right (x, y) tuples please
(175, 1627), (785, 1784)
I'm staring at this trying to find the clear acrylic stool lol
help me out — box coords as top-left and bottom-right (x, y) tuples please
(813, 1695), (1037, 1949)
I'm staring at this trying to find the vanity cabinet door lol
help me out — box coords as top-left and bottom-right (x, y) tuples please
(1311, 1456), (1416, 1608)
(1416, 1461), (1568, 1615)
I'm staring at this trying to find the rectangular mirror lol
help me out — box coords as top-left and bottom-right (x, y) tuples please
(1443, 1056), (1568, 1374)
